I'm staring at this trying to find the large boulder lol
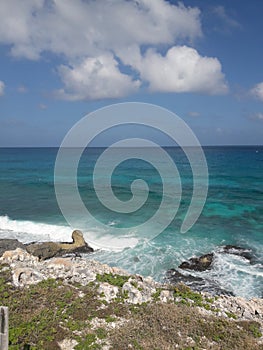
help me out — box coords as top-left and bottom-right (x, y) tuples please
(26, 230), (94, 260)
(179, 253), (214, 272)
(0, 239), (26, 257)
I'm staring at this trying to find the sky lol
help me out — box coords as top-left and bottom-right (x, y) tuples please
(0, 0), (263, 146)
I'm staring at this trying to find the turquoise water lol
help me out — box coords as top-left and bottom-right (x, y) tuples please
(0, 147), (262, 298)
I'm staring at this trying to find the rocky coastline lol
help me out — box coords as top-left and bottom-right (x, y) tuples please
(0, 234), (262, 349)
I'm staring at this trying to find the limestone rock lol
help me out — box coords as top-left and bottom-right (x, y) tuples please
(26, 230), (94, 260)
(179, 253), (214, 271)
(0, 248), (39, 264)
(12, 267), (45, 287)
(58, 338), (78, 350)
(0, 239), (26, 257)
(160, 290), (174, 303)
(26, 241), (62, 260)
(98, 283), (119, 302)
(122, 282), (143, 304)
(122, 276), (158, 304)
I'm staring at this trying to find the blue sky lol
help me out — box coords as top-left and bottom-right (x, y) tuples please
(0, 0), (263, 146)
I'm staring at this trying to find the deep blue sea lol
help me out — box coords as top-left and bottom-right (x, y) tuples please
(0, 147), (262, 298)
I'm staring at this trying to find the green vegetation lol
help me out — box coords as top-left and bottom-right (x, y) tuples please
(151, 288), (162, 301)
(0, 265), (262, 349)
(225, 311), (238, 319)
(96, 273), (129, 288)
(109, 303), (263, 350)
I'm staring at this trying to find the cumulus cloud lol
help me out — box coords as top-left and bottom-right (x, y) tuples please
(250, 82), (263, 102)
(0, 80), (5, 96)
(0, 0), (228, 100)
(56, 54), (140, 100)
(119, 46), (228, 94)
(0, 0), (201, 59)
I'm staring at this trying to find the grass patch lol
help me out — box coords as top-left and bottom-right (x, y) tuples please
(96, 273), (129, 288)
(1, 264), (261, 349)
(108, 303), (262, 350)
(0, 266), (130, 349)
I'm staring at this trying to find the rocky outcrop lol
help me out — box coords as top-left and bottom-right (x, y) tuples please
(179, 253), (214, 271)
(167, 246), (255, 296)
(26, 230), (94, 260)
(220, 245), (253, 261)
(0, 239), (26, 257)
(0, 247), (127, 287)
(166, 268), (234, 296)
(1, 247), (262, 350)
(0, 248), (262, 328)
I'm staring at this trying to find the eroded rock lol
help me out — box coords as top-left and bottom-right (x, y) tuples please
(165, 268), (233, 296)
(220, 245), (253, 261)
(26, 230), (94, 260)
(0, 239), (26, 257)
(179, 253), (214, 271)
(0, 248), (39, 264)
(13, 267), (45, 287)
(98, 282), (119, 302)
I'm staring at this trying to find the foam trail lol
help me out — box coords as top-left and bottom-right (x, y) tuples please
(0, 215), (138, 251)
(0, 215), (72, 243)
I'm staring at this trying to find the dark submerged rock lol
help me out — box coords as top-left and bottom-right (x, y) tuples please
(0, 239), (26, 257)
(166, 268), (234, 296)
(26, 230), (94, 260)
(221, 245), (253, 262)
(179, 253), (214, 272)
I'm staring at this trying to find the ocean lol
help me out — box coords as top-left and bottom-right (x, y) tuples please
(0, 146), (262, 298)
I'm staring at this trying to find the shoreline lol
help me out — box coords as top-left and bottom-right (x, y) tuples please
(0, 245), (262, 349)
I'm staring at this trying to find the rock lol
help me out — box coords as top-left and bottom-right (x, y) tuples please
(221, 245), (253, 261)
(26, 241), (62, 260)
(121, 276), (160, 304)
(45, 257), (75, 271)
(12, 267), (45, 287)
(1, 243), (263, 332)
(98, 283), (119, 302)
(179, 253), (214, 271)
(213, 295), (263, 326)
(58, 338), (78, 350)
(26, 230), (94, 260)
(166, 268), (204, 284)
(0, 248), (39, 264)
(160, 290), (174, 303)
(0, 239), (26, 257)
(122, 282), (144, 304)
(165, 268), (233, 296)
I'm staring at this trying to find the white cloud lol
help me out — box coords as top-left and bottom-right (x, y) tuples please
(213, 6), (241, 29)
(0, 80), (5, 96)
(120, 46), (228, 94)
(0, 0), (201, 59)
(188, 111), (200, 117)
(17, 85), (28, 93)
(249, 113), (263, 121)
(0, 0), (228, 100)
(56, 54), (140, 100)
(250, 82), (263, 102)
(39, 103), (47, 110)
